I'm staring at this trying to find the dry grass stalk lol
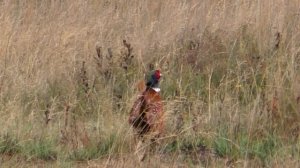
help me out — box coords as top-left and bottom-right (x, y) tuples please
(60, 103), (90, 149)
(60, 103), (70, 145)
(267, 91), (280, 121)
(121, 40), (134, 71)
(44, 103), (51, 125)
(94, 45), (114, 81)
(95, 45), (103, 70)
(80, 61), (89, 95)
(274, 32), (281, 50)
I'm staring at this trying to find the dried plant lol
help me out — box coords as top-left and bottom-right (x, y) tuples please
(60, 103), (70, 145)
(95, 45), (103, 70)
(121, 40), (134, 71)
(44, 103), (51, 125)
(60, 103), (90, 149)
(94, 45), (114, 82)
(80, 61), (89, 95)
(148, 63), (154, 71)
(274, 32), (281, 50)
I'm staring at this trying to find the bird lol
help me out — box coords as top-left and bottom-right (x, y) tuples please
(128, 69), (164, 161)
(129, 69), (164, 139)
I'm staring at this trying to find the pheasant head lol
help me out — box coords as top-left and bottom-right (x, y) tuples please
(145, 70), (162, 92)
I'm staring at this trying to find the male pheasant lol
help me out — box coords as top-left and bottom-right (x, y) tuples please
(129, 70), (164, 139)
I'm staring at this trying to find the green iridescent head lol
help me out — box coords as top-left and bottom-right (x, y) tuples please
(145, 69), (162, 89)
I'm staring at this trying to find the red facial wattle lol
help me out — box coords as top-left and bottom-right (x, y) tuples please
(155, 70), (161, 80)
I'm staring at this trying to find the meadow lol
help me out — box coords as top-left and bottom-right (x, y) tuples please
(0, 0), (300, 167)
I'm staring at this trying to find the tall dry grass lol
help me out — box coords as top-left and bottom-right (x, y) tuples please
(0, 0), (300, 167)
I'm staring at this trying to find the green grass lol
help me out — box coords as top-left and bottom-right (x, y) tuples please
(214, 136), (234, 158)
(0, 134), (21, 155)
(68, 134), (117, 161)
(22, 138), (57, 161)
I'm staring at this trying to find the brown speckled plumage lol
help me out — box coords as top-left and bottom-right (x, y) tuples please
(129, 87), (164, 137)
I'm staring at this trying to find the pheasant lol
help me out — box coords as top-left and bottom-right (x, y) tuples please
(129, 69), (164, 139)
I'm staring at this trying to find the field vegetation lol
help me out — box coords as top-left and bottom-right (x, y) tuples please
(0, 0), (300, 167)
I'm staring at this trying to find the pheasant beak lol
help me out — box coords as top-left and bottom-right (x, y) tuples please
(159, 73), (162, 79)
